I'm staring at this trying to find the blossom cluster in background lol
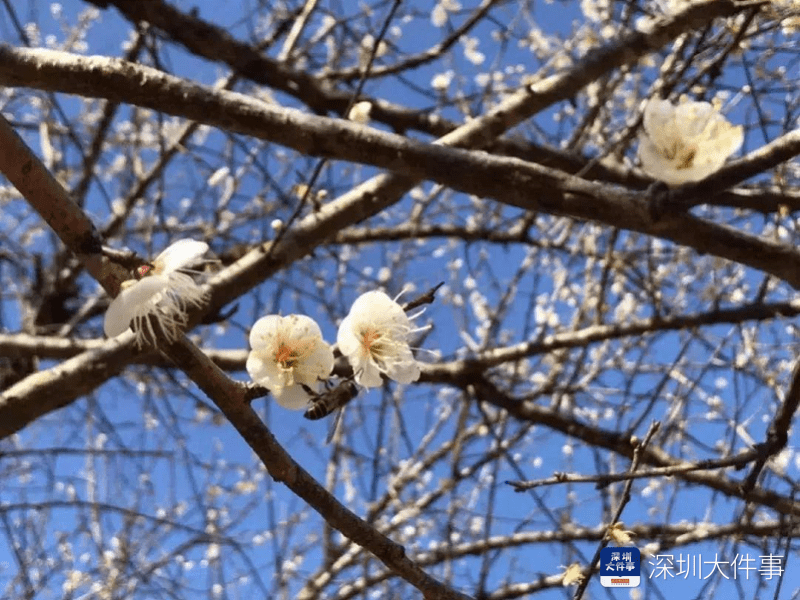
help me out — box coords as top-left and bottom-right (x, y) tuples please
(347, 100), (372, 125)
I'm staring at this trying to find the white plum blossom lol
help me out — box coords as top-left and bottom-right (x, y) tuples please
(638, 97), (744, 186)
(347, 101), (373, 125)
(462, 36), (485, 65)
(581, 0), (611, 21)
(104, 239), (210, 347)
(767, 0), (800, 34)
(337, 290), (422, 388)
(431, 70), (454, 91)
(246, 315), (334, 409)
(431, 0), (461, 27)
(652, 0), (689, 15)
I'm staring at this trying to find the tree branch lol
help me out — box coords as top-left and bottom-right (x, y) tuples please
(469, 377), (800, 517)
(0, 113), (128, 296)
(159, 334), (475, 600)
(3, 42), (798, 290)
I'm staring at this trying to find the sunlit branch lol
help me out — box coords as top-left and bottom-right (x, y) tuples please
(159, 333), (475, 600)
(507, 446), (761, 491)
(469, 376), (800, 517)
(0, 113), (128, 296)
(3, 44), (799, 291)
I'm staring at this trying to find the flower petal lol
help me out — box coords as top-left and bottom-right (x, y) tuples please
(104, 276), (169, 338)
(642, 99), (675, 142)
(638, 133), (680, 185)
(249, 315), (285, 350)
(336, 314), (361, 356)
(284, 314), (324, 339)
(273, 384), (314, 410)
(295, 343), (335, 386)
(154, 239), (209, 274)
(386, 354), (421, 384)
(246, 352), (279, 387)
(354, 359), (384, 388)
(638, 98), (741, 186)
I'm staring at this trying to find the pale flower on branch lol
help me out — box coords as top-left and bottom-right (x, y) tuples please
(653, 0), (690, 14)
(767, 0), (800, 33)
(337, 290), (423, 388)
(347, 101), (372, 125)
(431, 0), (461, 27)
(637, 97), (743, 186)
(462, 36), (485, 65)
(104, 239), (210, 347)
(561, 563), (584, 586)
(431, 70), (454, 91)
(246, 314), (334, 409)
(580, 0), (612, 22)
(606, 522), (636, 546)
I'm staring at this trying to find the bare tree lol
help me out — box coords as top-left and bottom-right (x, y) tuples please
(1, 0), (799, 598)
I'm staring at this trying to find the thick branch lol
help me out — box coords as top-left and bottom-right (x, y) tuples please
(159, 335), (475, 600)
(0, 338), (133, 439)
(81, 0), (752, 140)
(4, 297), (800, 438)
(0, 114), (128, 296)
(1, 46), (798, 289)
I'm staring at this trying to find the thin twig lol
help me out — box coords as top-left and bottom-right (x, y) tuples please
(402, 282), (445, 312)
(508, 447), (759, 491)
(741, 356), (800, 493)
(572, 421), (661, 600)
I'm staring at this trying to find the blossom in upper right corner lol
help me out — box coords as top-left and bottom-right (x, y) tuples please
(337, 290), (422, 388)
(637, 98), (743, 186)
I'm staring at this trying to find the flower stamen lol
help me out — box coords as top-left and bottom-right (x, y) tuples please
(135, 264), (154, 279)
